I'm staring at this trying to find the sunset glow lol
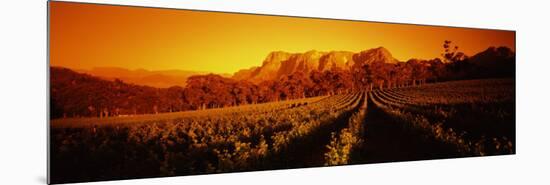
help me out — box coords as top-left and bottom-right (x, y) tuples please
(49, 1), (515, 74)
(49, 2), (516, 183)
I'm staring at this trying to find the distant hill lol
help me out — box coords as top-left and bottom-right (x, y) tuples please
(440, 46), (515, 80)
(75, 67), (230, 88)
(232, 47), (399, 83)
(50, 67), (191, 118)
(468, 46), (515, 78)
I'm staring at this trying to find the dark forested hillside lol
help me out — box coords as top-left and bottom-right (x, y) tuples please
(50, 67), (189, 118)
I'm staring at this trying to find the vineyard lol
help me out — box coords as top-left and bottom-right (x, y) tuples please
(50, 78), (515, 184)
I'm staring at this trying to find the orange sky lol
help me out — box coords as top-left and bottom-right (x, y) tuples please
(49, 1), (515, 74)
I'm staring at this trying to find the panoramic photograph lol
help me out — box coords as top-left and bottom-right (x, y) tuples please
(49, 1), (515, 184)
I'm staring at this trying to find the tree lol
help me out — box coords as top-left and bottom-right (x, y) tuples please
(442, 40), (467, 63)
(394, 62), (412, 87)
(309, 70), (331, 96)
(309, 69), (353, 96)
(258, 80), (280, 102)
(328, 68), (353, 95)
(277, 72), (313, 100)
(407, 59), (430, 85)
(184, 74), (236, 109)
(352, 64), (372, 91)
(369, 61), (390, 90)
(231, 81), (259, 106)
(426, 58), (447, 82)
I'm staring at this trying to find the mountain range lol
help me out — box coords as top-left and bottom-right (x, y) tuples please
(64, 46), (513, 87)
(233, 47), (398, 83)
(67, 47), (398, 87)
(75, 67), (230, 88)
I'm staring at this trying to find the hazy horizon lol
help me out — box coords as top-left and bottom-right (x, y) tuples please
(51, 45), (513, 75)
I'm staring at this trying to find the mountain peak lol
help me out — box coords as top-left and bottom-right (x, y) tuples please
(352, 47), (398, 65)
(372, 46), (391, 55)
(234, 47), (400, 83)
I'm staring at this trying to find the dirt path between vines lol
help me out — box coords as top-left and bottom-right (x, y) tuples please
(355, 94), (460, 164)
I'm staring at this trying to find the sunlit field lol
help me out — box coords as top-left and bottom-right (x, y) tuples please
(50, 79), (514, 183)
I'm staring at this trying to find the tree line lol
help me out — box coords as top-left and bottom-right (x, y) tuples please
(50, 42), (515, 118)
